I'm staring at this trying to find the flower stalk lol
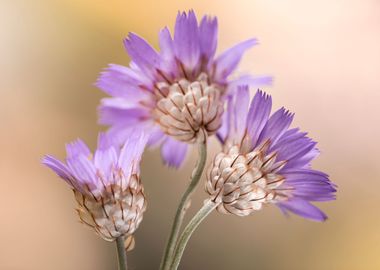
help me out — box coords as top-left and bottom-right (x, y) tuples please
(160, 141), (207, 270)
(171, 200), (218, 270)
(116, 236), (128, 270)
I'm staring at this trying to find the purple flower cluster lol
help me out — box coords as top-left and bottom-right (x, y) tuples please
(211, 87), (336, 221)
(96, 11), (271, 168)
(43, 10), (336, 245)
(43, 133), (148, 240)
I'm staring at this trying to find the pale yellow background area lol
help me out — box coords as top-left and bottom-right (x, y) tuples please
(1, 0), (379, 269)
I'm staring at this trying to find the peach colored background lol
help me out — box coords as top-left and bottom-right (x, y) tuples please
(1, 0), (379, 269)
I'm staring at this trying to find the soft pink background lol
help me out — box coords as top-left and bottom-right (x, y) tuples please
(1, 0), (379, 269)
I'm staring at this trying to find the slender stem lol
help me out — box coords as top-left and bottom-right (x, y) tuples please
(160, 142), (207, 270)
(116, 236), (128, 270)
(171, 200), (218, 270)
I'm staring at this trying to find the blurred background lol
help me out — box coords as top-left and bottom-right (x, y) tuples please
(1, 0), (379, 269)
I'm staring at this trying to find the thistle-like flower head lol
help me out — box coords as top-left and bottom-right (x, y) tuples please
(206, 87), (336, 221)
(96, 10), (271, 168)
(42, 133), (147, 241)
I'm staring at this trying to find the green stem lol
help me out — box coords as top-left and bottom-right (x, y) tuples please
(160, 142), (207, 270)
(171, 200), (218, 270)
(116, 236), (128, 270)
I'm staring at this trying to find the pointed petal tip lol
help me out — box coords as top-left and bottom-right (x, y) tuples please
(160, 26), (171, 35)
(188, 9), (196, 17)
(278, 199), (330, 222)
(237, 84), (249, 92)
(162, 153), (184, 168)
(259, 76), (274, 85)
(200, 14), (216, 25)
(177, 9), (197, 18)
(125, 32), (137, 41)
(65, 138), (92, 160)
(255, 89), (272, 100)
(314, 212), (328, 222)
(97, 132), (114, 150)
(245, 38), (259, 47)
(164, 160), (182, 169)
(41, 154), (54, 166)
(161, 138), (188, 169)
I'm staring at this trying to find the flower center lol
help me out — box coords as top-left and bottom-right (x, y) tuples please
(206, 142), (287, 216)
(153, 73), (224, 143)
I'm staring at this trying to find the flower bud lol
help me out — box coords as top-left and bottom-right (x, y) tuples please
(74, 174), (146, 241)
(43, 133), (148, 240)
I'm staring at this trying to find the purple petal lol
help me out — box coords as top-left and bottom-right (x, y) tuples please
(159, 27), (174, 58)
(246, 90), (272, 149)
(277, 198), (328, 222)
(283, 169), (335, 186)
(221, 94), (234, 143)
(213, 38), (258, 82)
(66, 155), (97, 188)
(174, 10), (200, 72)
(98, 98), (150, 126)
(118, 132), (148, 177)
(274, 129), (320, 169)
(216, 107), (229, 144)
(282, 169), (336, 202)
(105, 121), (152, 148)
(288, 147), (320, 169)
(274, 128), (304, 146)
(227, 86), (249, 143)
(158, 27), (177, 77)
(216, 94), (233, 144)
(65, 139), (91, 159)
(292, 190), (336, 202)
(147, 126), (166, 148)
(42, 155), (74, 186)
(94, 147), (118, 181)
(100, 96), (153, 110)
(235, 86), (250, 135)
(199, 15), (218, 64)
(94, 133), (118, 180)
(124, 33), (160, 76)
(161, 137), (189, 168)
(272, 130), (318, 170)
(97, 132), (113, 151)
(280, 141), (318, 170)
(257, 107), (294, 147)
(228, 74), (273, 91)
(96, 64), (153, 100)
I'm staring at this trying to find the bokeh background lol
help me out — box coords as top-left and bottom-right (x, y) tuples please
(1, 0), (379, 269)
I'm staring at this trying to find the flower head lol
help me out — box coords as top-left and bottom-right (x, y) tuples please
(42, 133), (148, 241)
(206, 87), (336, 221)
(96, 10), (271, 168)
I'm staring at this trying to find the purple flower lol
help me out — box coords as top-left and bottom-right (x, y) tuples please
(42, 133), (148, 241)
(96, 10), (271, 168)
(206, 87), (336, 221)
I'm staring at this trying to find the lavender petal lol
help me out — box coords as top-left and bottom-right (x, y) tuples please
(277, 198), (328, 222)
(213, 38), (258, 83)
(174, 10), (200, 72)
(161, 137), (189, 168)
